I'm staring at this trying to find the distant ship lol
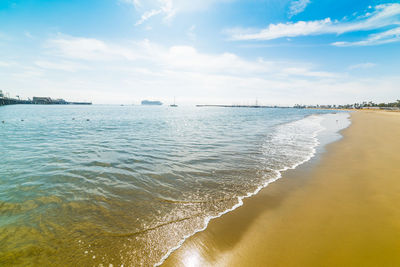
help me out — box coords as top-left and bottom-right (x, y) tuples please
(141, 100), (163, 106)
(170, 97), (178, 107)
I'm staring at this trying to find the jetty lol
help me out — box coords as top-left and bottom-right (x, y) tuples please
(196, 105), (289, 108)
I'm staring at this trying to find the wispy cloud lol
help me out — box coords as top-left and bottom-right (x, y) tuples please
(0, 61), (12, 67)
(120, 0), (141, 9)
(230, 3), (400, 42)
(348, 62), (376, 70)
(288, 0), (311, 18)
(126, 0), (233, 25)
(135, 9), (163, 25)
(333, 27), (400, 46)
(229, 18), (333, 41)
(187, 25), (196, 40)
(46, 35), (139, 60)
(24, 32), (34, 38)
(35, 60), (90, 72)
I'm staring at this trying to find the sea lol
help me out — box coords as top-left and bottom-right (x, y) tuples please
(0, 105), (350, 266)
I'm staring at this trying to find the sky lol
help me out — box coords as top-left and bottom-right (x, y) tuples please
(0, 0), (399, 105)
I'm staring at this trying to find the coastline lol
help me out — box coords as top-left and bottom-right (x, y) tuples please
(162, 111), (400, 266)
(156, 112), (341, 266)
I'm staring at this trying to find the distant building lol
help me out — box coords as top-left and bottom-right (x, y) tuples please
(53, 99), (67, 104)
(362, 107), (380, 110)
(0, 90), (3, 98)
(33, 97), (67, 104)
(141, 100), (163, 106)
(33, 97), (52, 104)
(381, 107), (400, 111)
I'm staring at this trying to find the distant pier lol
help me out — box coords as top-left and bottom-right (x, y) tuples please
(0, 96), (91, 106)
(196, 105), (289, 108)
(0, 98), (31, 106)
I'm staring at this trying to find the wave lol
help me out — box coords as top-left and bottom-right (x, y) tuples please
(155, 113), (346, 266)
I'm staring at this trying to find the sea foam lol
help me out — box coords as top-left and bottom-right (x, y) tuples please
(155, 113), (350, 266)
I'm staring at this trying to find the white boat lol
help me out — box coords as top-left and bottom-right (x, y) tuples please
(170, 97), (178, 107)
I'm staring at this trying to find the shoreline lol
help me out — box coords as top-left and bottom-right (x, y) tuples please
(156, 113), (332, 266)
(162, 111), (400, 266)
(160, 112), (351, 266)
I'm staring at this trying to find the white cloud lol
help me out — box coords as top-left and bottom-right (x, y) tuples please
(35, 60), (89, 72)
(187, 25), (196, 41)
(4, 35), (398, 105)
(130, 0), (177, 25)
(128, 0), (233, 25)
(120, 0), (141, 9)
(348, 62), (376, 70)
(0, 61), (12, 67)
(230, 3), (400, 41)
(135, 9), (163, 25)
(288, 0), (311, 18)
(230, 18), (333, 41)
(333, 26), (400, 46)
(46, 35), (139, 60)
(46, 36), (337, 78)
(24, 32), (34, 38)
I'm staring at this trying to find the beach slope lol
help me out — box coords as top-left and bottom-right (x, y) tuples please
(163, 111), (400, 267)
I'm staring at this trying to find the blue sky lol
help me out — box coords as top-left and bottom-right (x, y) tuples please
(0, 0), (399, 105)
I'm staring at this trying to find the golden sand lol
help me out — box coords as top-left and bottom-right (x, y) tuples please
(163, 111), (400, 267)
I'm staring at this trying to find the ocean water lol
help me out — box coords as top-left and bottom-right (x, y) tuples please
(0, 105), (348, 266)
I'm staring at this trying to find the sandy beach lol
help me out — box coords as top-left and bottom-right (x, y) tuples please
(163, 111), (400, 267)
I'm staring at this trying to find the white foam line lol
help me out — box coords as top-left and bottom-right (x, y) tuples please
(154, 113), (343, 267)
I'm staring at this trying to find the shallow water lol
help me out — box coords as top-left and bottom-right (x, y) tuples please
(0, 105), (342, 266)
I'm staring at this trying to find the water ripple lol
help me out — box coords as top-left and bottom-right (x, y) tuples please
(0, 105), (342, 266)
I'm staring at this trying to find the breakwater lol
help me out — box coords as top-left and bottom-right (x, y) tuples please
(196, 104), (290, 108)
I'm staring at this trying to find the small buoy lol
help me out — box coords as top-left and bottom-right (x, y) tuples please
(72, 118), (75, 120)
(1, 121), (4, 123)
(21, 119), (24, 121)
(86, 119), (90, 121)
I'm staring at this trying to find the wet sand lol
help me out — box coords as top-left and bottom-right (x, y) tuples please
(163, 111), (400, 267)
